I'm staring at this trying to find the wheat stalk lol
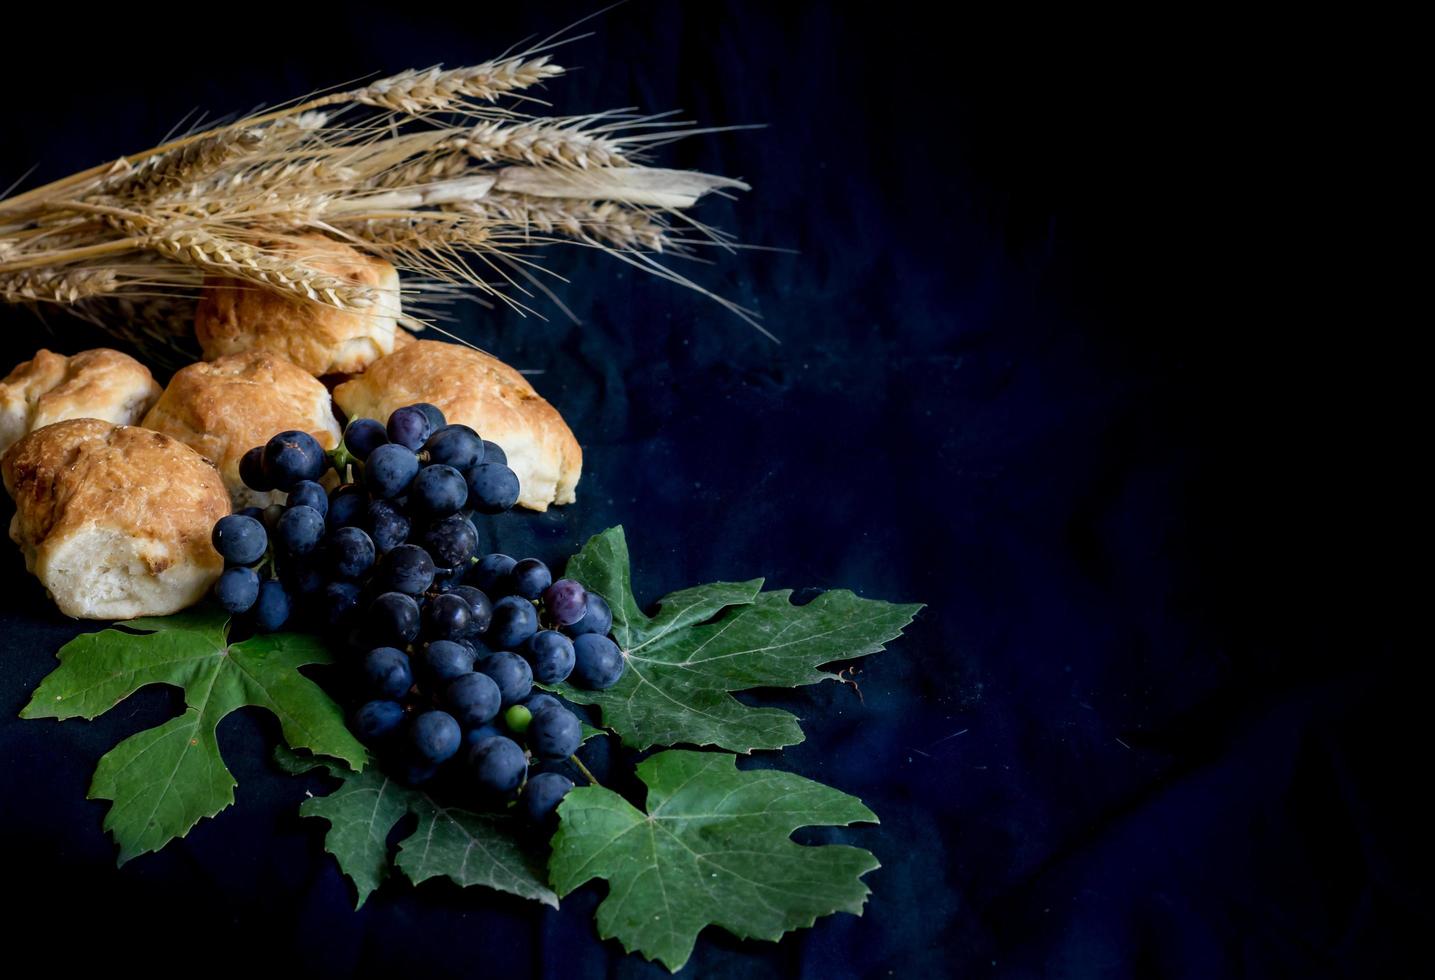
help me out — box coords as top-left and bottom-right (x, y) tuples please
(459, 194), (668, 251)
(453, 119), (631, 169)
(97, 128), (269, 201)
(0, 38), (756, 358)
(336, 56), (564, 113)
(148, 227), (379, 308)
(1, 266), (120, 304)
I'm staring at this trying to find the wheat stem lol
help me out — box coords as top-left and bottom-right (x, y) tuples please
(0, 238), (144, 273)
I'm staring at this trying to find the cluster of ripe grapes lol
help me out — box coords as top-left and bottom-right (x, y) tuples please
(206, 403), (626, 822)
(355, 558), (621, 823)
(208, 402), (522, 629)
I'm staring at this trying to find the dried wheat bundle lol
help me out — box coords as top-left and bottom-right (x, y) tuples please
(0, 44), (756, 363)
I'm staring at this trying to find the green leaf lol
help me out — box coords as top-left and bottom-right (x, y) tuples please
(550, 750), (879, 972)
(556, 527), (922, 752)
(22, 609), (367, 865)
(277, 747), (558, 909)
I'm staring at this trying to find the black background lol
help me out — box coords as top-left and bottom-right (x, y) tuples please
(0, 3), (1415, 978)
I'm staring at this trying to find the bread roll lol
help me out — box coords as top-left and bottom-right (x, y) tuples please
(194, 232), (402, 376)
(333, 340), (581, 511)
(142, 351), (342, 508)
(0, 348), (161, 455)
(2, 420), (229, 620)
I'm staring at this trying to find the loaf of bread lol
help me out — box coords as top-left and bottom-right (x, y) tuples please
(2, 420), (229, 620)
(0, 348), (161, 455)
(141, 351), (342, 508)
(333, 340), (581, 511)
(194, 232), (403, 376)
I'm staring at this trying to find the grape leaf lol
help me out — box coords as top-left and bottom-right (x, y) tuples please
(550, 749), (879, 972)
(275, 747), (558, 908)
(21, 609), (366, 865)
(554, 527), (922, 752)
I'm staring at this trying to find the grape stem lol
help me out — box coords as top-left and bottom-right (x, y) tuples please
(328, 441), (357, 475)
(569, 754), (599, 786)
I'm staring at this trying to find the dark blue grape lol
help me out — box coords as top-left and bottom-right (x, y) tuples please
(528, 705), (582, 760)
(423, 424), (484, 470)
(423, 592), (472, 641)
(369, 591), (421, 646)
(444, 671), (502, 728)
(421, 513), (478, 568)
(523, 630), (576, 685)
(214, 566), (260, 613)
(237, 506), (265, 521)
(511, 558), (551, 601)
(414, 403), (446, 430)
(464, 462), (520, 514)
(286, 480), (328, 516)
(212, 514), (267, 565)
(376, 544), (435, 594)
(478, 650), (533, 706)
(329, 525), (376, 579)
(467, 735), (526, 794)
(323, 581), (362, 629)
(365, 443), (419, 498)
(407, 709), (462, 765)
(252, 580), (291, 632)
(344, 418), (388, 460)
(420, 640), (477, 684)
(481, 440), (507, 466)
(462, 723), (503, 751)
(367, 498), (410, 551)
(470, 553), (516, 595)
(275, 504), (325, 556)
(363, 646), (413, 699)
(354, 700), (404, 741)
(488, 595), (538, 650)
(521, 692), (562, 717)
(451, 586), (493, 636)
(564, 592), (614, 638)
(386, 406), (433, 451)
(326, 484), (369, 531)
(572, 634), (625, 689)
(239, 446), (273, 492)
(410, 464), (467, 518)
(541, 579), (588, 626)
(522, 772), (574, 823)
(431, 564), (466, 593)
(263, 430), (327, 491)
(280, 555), (326, 599)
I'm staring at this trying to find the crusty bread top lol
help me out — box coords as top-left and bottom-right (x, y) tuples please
(141, 351), (341, 505)
(332, 340), (581, 511)
(2, 419), (229, 574)
(0, 347), (161, 455)
(194, 232), (403, 377)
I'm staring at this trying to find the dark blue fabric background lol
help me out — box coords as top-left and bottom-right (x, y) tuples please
(0, 4), (1414, 977)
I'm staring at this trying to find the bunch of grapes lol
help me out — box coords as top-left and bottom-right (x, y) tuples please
(207, 402), (626, 823)
(353, 553), (624, 823)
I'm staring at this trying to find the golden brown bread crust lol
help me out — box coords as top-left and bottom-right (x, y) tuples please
(2, 420), (229, 619)
(0, 348), (161, 455)
(332, 340), (581, 511)
(194, 232), (402, 376)
(141, 351), (342, 507)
